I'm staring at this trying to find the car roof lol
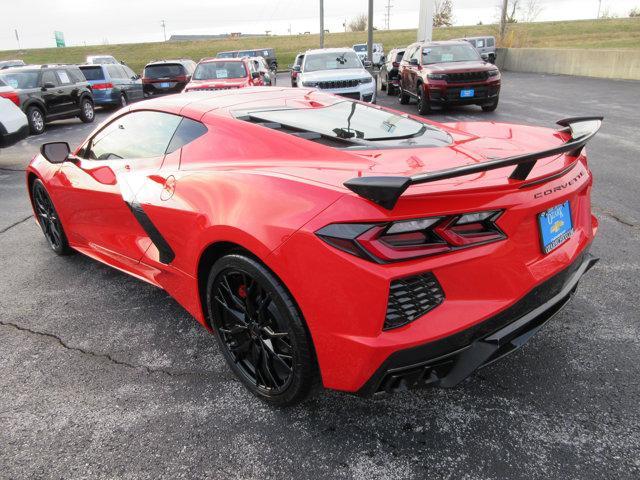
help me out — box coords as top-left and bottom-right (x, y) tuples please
(412, 40), (473, 47)
(145, 59), (192, 66)
(128, 87), (342, 119)
(202, 57), (245, 63)
(304, 48), (355, 55)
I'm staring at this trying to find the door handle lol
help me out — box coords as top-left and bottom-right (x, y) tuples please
(57, 90), (63, 93)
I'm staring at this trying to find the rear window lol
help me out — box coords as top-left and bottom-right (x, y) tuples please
(353, 45), (367, 52)
(240, 101), (452, 148)
(144, 64), (185, 79)
(194, 61), (247, 80)
(80, 66), (105, 81)
(0, 70), (39, 89)
(217, 51), (237, 58)
(394, 51), (405, 62)
(237, 50), (256, 57)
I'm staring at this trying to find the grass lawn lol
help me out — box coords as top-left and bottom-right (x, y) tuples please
(0, 17), (639, 74)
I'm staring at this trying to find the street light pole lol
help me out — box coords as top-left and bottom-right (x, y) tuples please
(417, 0), (434, 42)
(367, 0), (373, 64)
(319, 0), (324, 48)
(160, 20), (167, 42)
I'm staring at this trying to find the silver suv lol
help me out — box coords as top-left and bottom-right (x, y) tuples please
(455, 36), (496, 63)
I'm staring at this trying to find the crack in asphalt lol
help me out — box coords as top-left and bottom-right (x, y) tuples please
(593, 207), (637, 228)
(0, 320), (197, 378)
(0, 216), (32, 234)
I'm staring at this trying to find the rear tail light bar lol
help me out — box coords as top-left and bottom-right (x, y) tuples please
(317, 210), (505, 263)
(0, 91), (20, 106)
(91, 82), (113, 90)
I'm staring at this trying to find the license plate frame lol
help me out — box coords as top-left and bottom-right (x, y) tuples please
(538, 200), (574, 254)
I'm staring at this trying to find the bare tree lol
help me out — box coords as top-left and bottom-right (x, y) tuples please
(506, 0), (519, 23)
(522, 0), (543, 22)
(433, 0), (454, 27)
(348, 14), (368, 32)
(629, 7), (640, 17)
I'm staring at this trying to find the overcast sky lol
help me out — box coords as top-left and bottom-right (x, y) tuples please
(0, 0), (637, 50)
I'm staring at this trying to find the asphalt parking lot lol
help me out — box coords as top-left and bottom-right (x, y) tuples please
(1, 71), (639, 479)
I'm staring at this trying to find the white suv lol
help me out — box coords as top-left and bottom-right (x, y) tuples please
(297, 48), (376, 103)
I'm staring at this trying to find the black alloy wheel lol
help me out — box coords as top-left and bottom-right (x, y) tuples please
(207, 254), (319, 406)
(32, 179), (71, 255)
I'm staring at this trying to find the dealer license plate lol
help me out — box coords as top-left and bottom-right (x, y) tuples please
(538, 201), (574, 254)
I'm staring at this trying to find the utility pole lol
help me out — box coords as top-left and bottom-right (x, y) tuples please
(160, 20), (167, 41)
(319, 0), (324, 48)
(14, 29), (20, 50)
(367, 0), (373, 64)
(597, 0), (602, 18)
(385, 0), (393, 30)
(499, 0), (508, 42)
(417, 0), (434, 42)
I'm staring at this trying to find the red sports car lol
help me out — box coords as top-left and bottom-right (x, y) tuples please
(27, 88), (601, 405)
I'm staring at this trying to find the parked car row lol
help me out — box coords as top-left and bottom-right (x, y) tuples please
(0, 48), (278, 138)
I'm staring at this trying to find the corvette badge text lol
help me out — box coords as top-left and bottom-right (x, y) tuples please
(534, 170), (584, 199)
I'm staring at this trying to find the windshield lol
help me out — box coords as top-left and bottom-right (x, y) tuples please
(353, 45), (367, 52)
(422, 44), (480, 64)
(0, 70), (39, 89)
(304, 52), (362, 72)
(242, 101), (451, 148)
(144, 64), (184, 79)
(194, 61), (247, 80)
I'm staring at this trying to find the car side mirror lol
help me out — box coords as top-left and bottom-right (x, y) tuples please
(251, 72), (261, 79)
(409, 58), (419, 66)
(42, 82), (56, 90)
(41, 142), (70, 164)
(363, 60), (373, 68)
(292, 65), (301, 72)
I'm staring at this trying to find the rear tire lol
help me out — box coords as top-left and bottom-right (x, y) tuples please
(78, 98), (95, 123)
(31, 179), (72, 255)
(206, 254), (320, 406)
(27, 106), (45, 135)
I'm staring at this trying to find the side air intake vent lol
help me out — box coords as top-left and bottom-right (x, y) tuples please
(384, 272), (444, 330)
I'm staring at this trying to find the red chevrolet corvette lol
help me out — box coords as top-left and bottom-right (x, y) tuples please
(27, 87), (601, 405)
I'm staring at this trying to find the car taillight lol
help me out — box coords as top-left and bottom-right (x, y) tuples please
(0, 91), (20, 106)
(174, 75), (188, 82)
(92, 82), (113, 90)
(392, 61), (399, 68)
(316, 210), (505, 263)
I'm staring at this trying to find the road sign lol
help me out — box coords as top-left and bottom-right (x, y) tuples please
(54, 31), (65, 48)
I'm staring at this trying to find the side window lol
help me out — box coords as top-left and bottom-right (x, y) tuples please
(106, 65), (124, 79)
(41, 70), (58, 86)
(402, 48), (413, 62)
(56, 70), (72, 84)
(123, 66), (137, 78)
(487, 37), (495, 47)
(166, 118), (208, 153)
(86, 111), (182, 160)
(411, 47), (422, 62)
(476, 39), (485, 48)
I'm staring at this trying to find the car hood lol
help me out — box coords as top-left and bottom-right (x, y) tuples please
(187, 79), (248, 89)
(425, 61), (494, 73)
(300, 68), (370, 82)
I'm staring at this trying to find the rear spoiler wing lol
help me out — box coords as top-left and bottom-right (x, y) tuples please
(344, 116), (603, 210)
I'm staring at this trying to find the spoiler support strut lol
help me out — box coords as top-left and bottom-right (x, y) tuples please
(344, 116), (603, 209)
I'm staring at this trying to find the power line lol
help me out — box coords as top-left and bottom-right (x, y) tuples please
(384, 0), (393, 30)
